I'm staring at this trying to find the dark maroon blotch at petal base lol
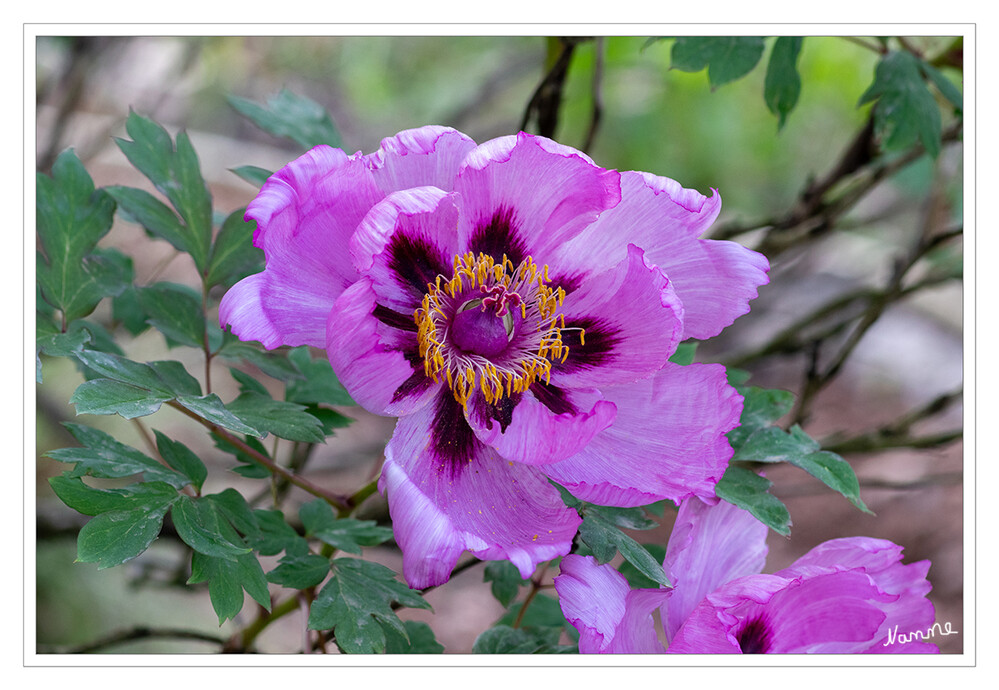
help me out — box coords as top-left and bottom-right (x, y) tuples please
(529, 380), (578, 415)
(737, 617), (772, 654)
(429, 389), (483, 478)
(469, 206), (527, 265)
(387, 231), (452, 302)
(557, 316), (621, 373)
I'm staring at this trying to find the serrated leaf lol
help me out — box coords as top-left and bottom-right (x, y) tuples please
(285, 347), (355, 406)
(384, 620), (445, 654)
(307, 558), (430, 654)
(715, 465), (791, 536)
(858, 51), (942, 157)
(266, 553), (331, 589)
(205, 488), (261, 538)
(137, 282), (205, 349)
(154, 431), (208, 492)
(226, 392), (326, 442)
(496, 593), (573, 634)
(48, 423), (190, 489)
(171, 495), (252, 559)
(206, 209), (262, 288)
(484, 560), (529, 608)
(764, 36), (804, 130)
(671, 36), (766, 88)
(230, 165), (273, 187)
(189, 551), (271, 624)
(114, 112), (213, 271)
(228, 90), (342, 149)
(36, 149), (120, 321)
(147, 360), (202, 397)
(105, 185), (189, 254)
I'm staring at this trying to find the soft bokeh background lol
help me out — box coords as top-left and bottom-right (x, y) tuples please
(34, 35), (964, 654)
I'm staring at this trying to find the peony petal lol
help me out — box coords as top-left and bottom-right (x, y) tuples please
(366, 125), (478, 194)
(220, 145), (384, 348)
(554, 555), (669, 654)
(552, 244), (684, 389)
(454, 132), (621, 266)
(661, 497), (769, 642)
(552, 171), (769, 340)
(543, 363), (742, 507)
(465, 384), (617, 466)
(781, 537), (937, 653)
(349, 186), (462, 312)
(380, 388), (581, 588)
(326, 278), (438, 417)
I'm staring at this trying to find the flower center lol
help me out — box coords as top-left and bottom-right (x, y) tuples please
(415, 252), (573, 409)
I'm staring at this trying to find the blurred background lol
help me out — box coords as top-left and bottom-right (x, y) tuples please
(34, 35), (964, 654)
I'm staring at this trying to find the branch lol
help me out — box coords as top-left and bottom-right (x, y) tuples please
(166, 400), (352, 513)
(519, 37), (589, 137)
(39, 626), (225, 654)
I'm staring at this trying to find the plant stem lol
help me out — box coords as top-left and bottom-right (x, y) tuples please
(166, 400), (351, 512)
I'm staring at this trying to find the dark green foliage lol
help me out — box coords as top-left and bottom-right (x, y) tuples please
(285, 347), (356, 406)
(299, 499), (393, 554)
(859, 51), (943, 157)
(384, 621), (445, 654)
(189, 551), (271, 624)
(577, 506), (671, 587)
(206, 209), (263, 288)
(715, 465), (792, 536)
(764, 37), (804, 130)
(37, 149), (122, 322)
(113, 111), (213, 271)
(617, 543), (668, 589)
(228, 89), (342, 149)
(225, 392), (327, 443)
(670, 36), (766, 88)
(307, 558), (431, 654)
(136, 282), (206, 349)
(484, 560), (529, 607)
(229, 165), (273, 187)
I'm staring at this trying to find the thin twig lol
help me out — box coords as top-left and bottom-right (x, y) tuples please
(39, 626), (225, 654)
(581, 37), (604, 154)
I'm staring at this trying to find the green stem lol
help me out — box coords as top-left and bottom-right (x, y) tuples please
(230, 595), (300, 652)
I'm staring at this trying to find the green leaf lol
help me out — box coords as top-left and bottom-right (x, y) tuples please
(105, 185), (189, 254)
(764, 37), (804, 130)
(205, 488), (261, 539)
(175, 394), (262, 436)
(384, 620), (445, 654)
(307, 558), (430, 654)
(617, 543), (668, 589)
(154, 431), (208, 492)
(70, 379), (172, 419)
(472, 625), (547, 654)
(727, 386), (795, 450)
(251, 509), (308, 557)
(858, 51), (942, 157)
(147, 360), (202, 396)
(137, 282), (205, 349)
(189, 551), (271, 624)
(285, 348), (355, 406)
(36, 149), (120, 321)
(49, 474), (178, 517)
(206, 209), (263, 288)
(577, 510), (670, 587)
(266, 553), (331, 589)
(496, 593), (572, 634)
(48, 423), (190, 489)
(73, 349), (173, 395)
(668, 342), (697, 366)
(229, 165), (273, 187)
(305, 405), (354, 436)
(114, 111), (213, 270)
(783, 430), (870, 513)
(918, 61), (963, 111)
(484, 560), (529, 607)
(171, 495), (252, 559)
(228, 90), (342, 149)
(77, 503), (172, 569)
(715, 465), (791, 536)
(670, 36), (766, 88)
(299, 499), (392, 554)
(226, 392), (326, 442)
(215, 338), (302, 381)
(112, 286), (151, 336)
